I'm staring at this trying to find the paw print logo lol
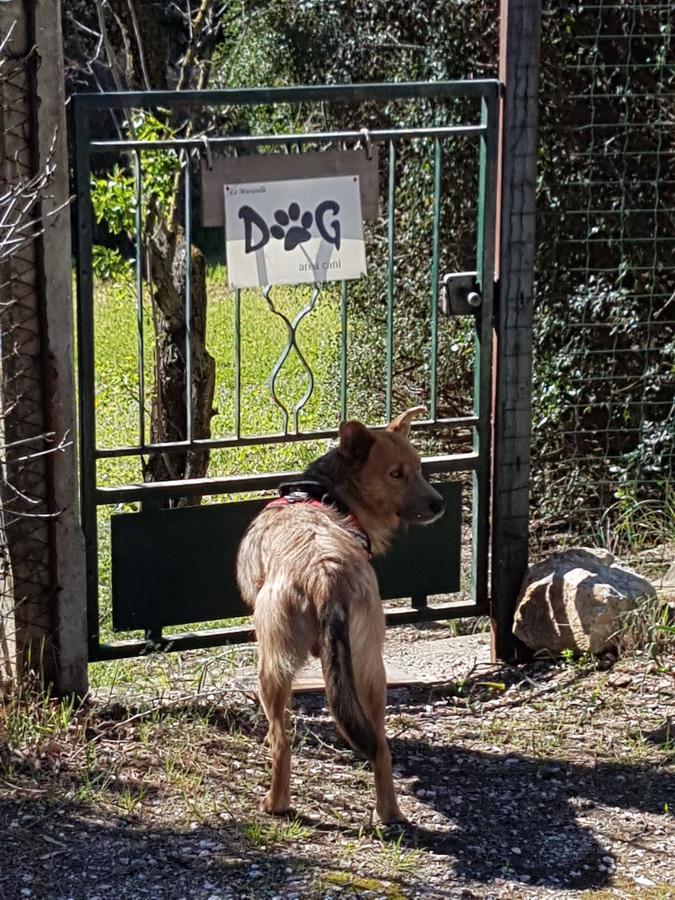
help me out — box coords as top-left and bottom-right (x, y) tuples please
(270, 203), (313, 251)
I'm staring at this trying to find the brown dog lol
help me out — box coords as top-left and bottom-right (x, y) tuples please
(236, 408), (445, 822)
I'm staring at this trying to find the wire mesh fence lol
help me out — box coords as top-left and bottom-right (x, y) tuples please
(533, 0), (674, 578)
(0, 17), (58, 686)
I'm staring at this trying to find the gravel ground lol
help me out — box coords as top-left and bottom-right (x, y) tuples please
(1, 628), (673, 900)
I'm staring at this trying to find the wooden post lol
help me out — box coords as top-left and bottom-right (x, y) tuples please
(0, 1), (55, 684)
(491, 0), (542, 661)
(0, 1), (87, 694)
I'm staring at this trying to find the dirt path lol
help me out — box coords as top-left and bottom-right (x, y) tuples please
(1, 630), (673, 899)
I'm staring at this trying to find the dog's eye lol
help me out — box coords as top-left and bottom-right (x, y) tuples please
(390, 469), (403, 479)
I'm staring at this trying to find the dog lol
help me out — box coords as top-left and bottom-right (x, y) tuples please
(236, 407), (445, 823)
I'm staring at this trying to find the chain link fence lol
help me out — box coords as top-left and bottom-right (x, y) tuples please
(533, 0), (674, 579)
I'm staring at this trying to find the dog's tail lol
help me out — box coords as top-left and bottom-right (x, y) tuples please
(318, 598), (378, 761)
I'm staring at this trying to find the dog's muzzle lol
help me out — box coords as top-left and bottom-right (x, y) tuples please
(414, 494), (445, 524)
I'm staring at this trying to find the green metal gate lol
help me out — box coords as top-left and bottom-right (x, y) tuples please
(72, 81), (499, 662)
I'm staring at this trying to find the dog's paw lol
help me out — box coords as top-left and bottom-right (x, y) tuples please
(260, 792), (291, 816)
(377, 807), (409, 827)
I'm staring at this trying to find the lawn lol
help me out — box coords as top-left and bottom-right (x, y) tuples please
(94, 265), (343, 484)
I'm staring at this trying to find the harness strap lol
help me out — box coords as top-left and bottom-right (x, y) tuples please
(265, 483), (372, 558)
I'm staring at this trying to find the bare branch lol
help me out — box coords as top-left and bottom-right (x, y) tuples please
(0, 19), (72, 527)
(95, 0), (126, 93)
(125, 0), (151, 91)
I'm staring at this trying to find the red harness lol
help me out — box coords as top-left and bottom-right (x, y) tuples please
(265, 493), (372, 559)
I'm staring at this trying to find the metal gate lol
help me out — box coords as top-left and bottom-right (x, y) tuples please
(72, 81), (499, 662)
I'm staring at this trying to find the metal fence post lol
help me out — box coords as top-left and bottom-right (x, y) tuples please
(491, 0), (542, 661)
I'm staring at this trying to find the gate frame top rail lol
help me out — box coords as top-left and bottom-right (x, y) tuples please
(90, 125), (487, 153)
(71, 79), (500, 110)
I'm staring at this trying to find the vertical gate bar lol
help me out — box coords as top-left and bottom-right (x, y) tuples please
(492, 0), (541, 661)
(429, 138), (442, 421)
(184, 150), (193, 444)
(471, 89), (499, 614)
(340, 281), (348, 421)
(133, 150), (145, 448)
(385, 140), (396, 421)
(72, 99), (100, 658)
(234, 288), (242, 437)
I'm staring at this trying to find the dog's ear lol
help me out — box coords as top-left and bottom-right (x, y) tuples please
(386, 406), (426, 439)
(338, 420), (374, 465)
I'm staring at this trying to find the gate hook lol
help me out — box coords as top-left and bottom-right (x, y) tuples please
(358, 127), (373, 160)
(201, 135), (213, 171)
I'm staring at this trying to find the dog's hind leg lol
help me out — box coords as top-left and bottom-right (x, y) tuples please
(255, 584), (312, 815)
(354, 647), (406, 824)
(258, 660), (293, 814)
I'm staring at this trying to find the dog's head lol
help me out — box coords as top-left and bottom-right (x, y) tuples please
(337, 407), (445, 527)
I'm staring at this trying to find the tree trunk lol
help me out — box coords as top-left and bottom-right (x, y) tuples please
(145, 223), (215, 496)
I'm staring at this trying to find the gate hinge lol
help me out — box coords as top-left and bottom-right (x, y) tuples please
(439, 271), (482, 316)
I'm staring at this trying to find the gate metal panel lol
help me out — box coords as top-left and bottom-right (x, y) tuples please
(111, 482), (462, 633)
(71, 81), (500, 662)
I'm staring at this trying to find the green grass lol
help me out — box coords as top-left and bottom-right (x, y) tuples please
(93, 266), (342, 646)
(242, 816), (315, 847)
(374, 828), (424, 877)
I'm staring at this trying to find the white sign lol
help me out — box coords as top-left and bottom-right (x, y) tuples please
(224, 176), (367, 289)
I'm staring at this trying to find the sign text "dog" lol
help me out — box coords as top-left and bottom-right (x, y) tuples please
(224, 176), (367, 289)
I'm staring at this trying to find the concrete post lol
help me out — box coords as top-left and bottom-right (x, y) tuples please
(0, 0), (87, 694)
(34, 0), (88, 695)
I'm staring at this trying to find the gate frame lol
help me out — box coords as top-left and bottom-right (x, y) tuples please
(71, 80), (502, 662)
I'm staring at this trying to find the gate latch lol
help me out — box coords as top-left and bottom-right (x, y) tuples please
(439, 272), (482, 316)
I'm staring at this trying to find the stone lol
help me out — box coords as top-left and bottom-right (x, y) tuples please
(657, 560), (675, 597)
(513, 547), (656, 655)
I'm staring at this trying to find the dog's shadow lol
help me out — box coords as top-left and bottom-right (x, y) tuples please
(294, 694), (674, 891)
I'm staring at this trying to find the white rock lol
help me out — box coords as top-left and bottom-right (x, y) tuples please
(513, 547), (656, 654)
